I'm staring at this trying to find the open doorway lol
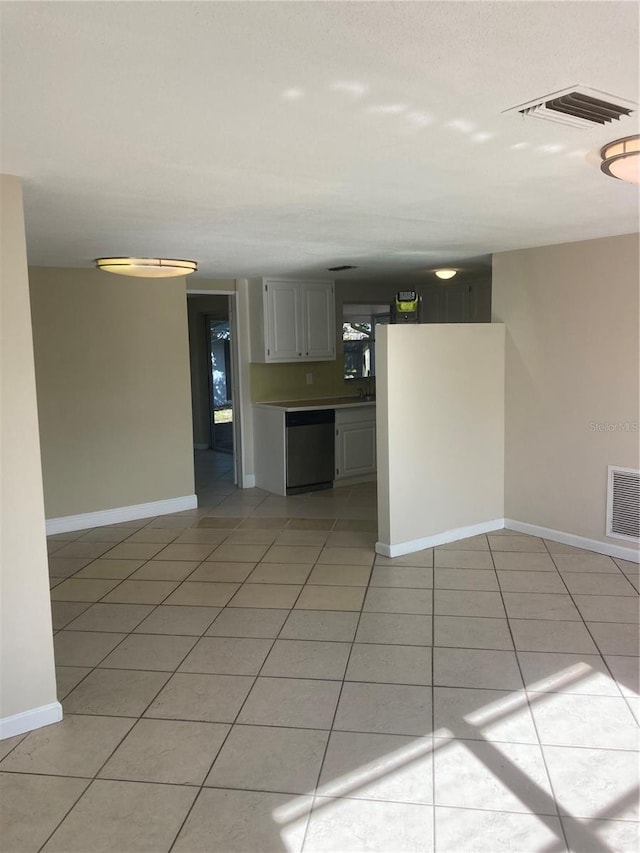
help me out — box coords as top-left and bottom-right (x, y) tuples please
(207, 317), (233, 454)
(187, 293), (239, 488)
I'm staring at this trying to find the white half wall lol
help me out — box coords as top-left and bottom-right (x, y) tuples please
(1, 175), (60, 738)
(376, 323), (505, 555)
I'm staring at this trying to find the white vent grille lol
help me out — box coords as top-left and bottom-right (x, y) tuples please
(607, 466), (640, 541)
(504, 86), (637, 130)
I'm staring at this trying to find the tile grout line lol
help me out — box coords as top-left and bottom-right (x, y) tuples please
(164, 536), (314, 853)
(41, 505), (638, 850)
(545, 547), (639, 720)
(210, 566), (321, 833)
(297, 534), (376, 852)
(35, 777), (96, 853)
(493, 538), (569, 853)
(48, 496), (270, 851)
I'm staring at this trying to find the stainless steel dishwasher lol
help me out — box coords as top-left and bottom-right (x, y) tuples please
(285, 409), (335, 495)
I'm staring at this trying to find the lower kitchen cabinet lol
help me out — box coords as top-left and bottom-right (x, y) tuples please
(335, 406), (377, 482)
(254, 400), (376, 495)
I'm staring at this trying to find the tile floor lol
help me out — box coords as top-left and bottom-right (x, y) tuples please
(1, 451), (639, 852)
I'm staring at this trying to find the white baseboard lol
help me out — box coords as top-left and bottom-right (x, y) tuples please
(505, 519), (640, 563)
(0, 701), (63, 740)
(376, 518), (506, 558)
(46, 494), (199, 535)
(241, 474), (256, 489)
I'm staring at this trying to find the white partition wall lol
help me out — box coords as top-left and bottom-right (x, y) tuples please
(1, 175), (60, 738)
(376, 323), (505, 556)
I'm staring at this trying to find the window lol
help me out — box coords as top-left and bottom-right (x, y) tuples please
(343, 304), (390, 380)
(208, 318), (233, 425)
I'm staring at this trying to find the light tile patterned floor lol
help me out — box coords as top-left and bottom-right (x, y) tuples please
(1, 451), (639, 852)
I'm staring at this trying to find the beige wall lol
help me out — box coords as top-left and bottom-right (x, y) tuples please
(1, 175), (58, 732)
(493, 233), (640, 547)
(376, 324), (505, 553)
(29, 267), (195, 519)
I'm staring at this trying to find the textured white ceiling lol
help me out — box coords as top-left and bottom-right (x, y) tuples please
(1, 1), (638, 280)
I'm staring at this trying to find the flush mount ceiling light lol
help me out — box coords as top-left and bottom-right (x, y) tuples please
(434, 269), (457, 280)
(95, 257), (198, 278)
(600, 135), (640, 184)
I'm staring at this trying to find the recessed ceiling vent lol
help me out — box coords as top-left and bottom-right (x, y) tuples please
(505, 86), (637, 129)
(327, 265), (357, 272)
(607, 466), (640, 542)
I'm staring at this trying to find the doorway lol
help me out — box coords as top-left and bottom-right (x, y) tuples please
(207, 317), (233, 454)
(186, 293), (240, 488)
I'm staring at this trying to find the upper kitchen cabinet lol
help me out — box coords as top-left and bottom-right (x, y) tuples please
(249, 278), (335, 362)
(423, 279), (491, 324)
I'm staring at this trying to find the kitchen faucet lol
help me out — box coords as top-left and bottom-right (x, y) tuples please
(358, 376), (375, 399)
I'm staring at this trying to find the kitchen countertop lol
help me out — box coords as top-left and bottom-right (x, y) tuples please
(254, 396), (376, 412)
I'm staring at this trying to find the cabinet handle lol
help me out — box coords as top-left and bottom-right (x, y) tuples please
(298, 352), (302, 356)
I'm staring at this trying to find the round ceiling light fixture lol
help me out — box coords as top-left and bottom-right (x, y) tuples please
(95, 257), (198, 278)
(434, 269), (457, 280)
(600, 134), (640, 184)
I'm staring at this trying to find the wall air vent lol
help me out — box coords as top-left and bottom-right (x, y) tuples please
(327, 265), (357, 272)
(607, 466), (640, 542)
(504, 86), (637, 129)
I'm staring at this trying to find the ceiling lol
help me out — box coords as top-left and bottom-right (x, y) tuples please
(1, 1), (638, 281)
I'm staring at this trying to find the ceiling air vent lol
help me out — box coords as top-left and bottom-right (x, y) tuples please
(607, 466), (640, 542)
(505, 86), (637, 130)
(327, 265), (357, 272)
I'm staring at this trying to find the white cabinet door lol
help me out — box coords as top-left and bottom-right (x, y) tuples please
(303, 281), (335, 359)
(336, 420), (377, 479)
(264, 280), (303, 360)
(254, 278), (336, 363)
(442, 281), (469, 322)
(423, 284), (443, 323)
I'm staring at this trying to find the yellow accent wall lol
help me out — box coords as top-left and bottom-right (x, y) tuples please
(250, 360), (347, 402)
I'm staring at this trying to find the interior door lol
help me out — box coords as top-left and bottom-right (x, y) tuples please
(442, 282), (469, 322)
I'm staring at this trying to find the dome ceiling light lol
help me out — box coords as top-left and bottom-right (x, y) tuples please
(434, 269), (457, 280)
(600, 135), (640, 184)
(95, 257), (198, 278)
